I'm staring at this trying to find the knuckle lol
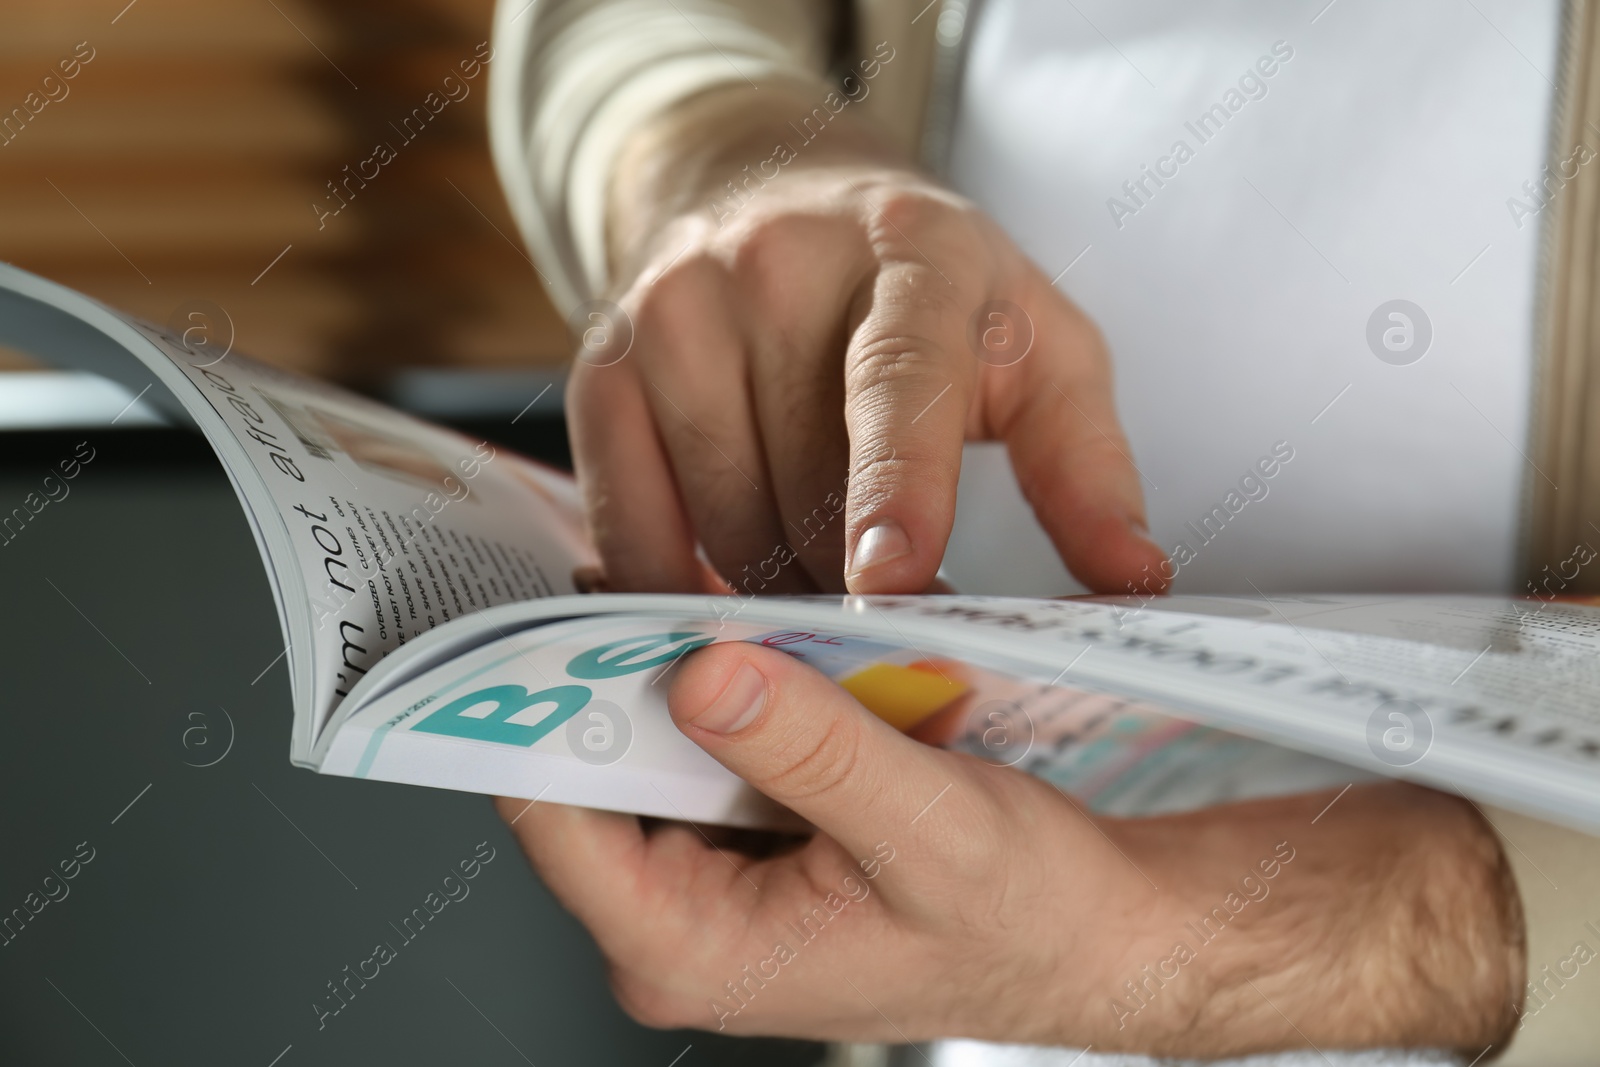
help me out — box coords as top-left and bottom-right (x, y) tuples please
(873, 256), (962, 313)
(728, 216), (811, 313)
(870, 186), (953, 236)
(759, 714), (866, 804)
(630, 251), (723, 338)
(846, 298), (967, 387)
(729, 211), (809, 270)
(727, 213), (865, 331)
(846, 336), (947, 395)
(863, 185), (983, 263)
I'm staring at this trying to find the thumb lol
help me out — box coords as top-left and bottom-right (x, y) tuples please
(667, 642), (957, 857)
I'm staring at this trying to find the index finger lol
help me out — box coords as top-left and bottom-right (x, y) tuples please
(841, 257), (980, 594)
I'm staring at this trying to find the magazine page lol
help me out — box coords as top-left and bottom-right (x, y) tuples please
(878, 594), (1600, 829)
(317, 613), (1360, 827)
(0, 264), (596, 761)
(316, 593), (1600, 831)
(132, 336), (598, 761)
(1075, 592), (1600, 766)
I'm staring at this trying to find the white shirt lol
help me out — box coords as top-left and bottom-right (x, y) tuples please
(941, 0), (1558, 598)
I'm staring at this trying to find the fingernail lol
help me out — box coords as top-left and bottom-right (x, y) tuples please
(848, 521), (911, 578)
(692, 663), (767, 734)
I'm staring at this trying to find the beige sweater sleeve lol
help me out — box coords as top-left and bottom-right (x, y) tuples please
(1486, 806), (1600, 1064)
(486, 0), (836, 312)
(487, 0), (940, 311)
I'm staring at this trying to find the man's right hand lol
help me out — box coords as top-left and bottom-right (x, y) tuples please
(566, 85), (1168, 596)
(500, 639), (1523, 1054)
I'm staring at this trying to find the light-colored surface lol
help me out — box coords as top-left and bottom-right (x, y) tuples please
(946, 441), (1080, 596)
(0, 370), (164, 428)
(948, 0), (1558, 596)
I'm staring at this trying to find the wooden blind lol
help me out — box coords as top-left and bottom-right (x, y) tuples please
(0, 0), (567, 383)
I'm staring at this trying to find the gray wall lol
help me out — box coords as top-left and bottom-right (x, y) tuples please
(0, 431), (820, 1067)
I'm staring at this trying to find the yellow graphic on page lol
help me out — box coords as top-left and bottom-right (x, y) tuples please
(838, 662), (968, 732)
(745, 631), (970, 732)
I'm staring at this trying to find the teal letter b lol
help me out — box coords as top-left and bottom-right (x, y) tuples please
(413, 684), (592, 747)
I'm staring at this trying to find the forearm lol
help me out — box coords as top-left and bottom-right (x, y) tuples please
(1107, 782), (1524, 1057)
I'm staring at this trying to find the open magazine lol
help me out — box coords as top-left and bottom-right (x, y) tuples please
(4, 262), (1597, 833)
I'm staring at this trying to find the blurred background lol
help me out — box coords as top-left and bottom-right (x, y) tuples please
(0, 3), (824, 1064)
(0, 433), (822, 1066)
(1, 0), (568, 383)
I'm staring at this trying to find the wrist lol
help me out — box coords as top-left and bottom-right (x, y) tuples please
(1089, 784), (1523, 1056)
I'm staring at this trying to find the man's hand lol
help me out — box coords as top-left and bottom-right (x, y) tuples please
(566, 85), (1168, 595)
(498, 642), (1523, 1054)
